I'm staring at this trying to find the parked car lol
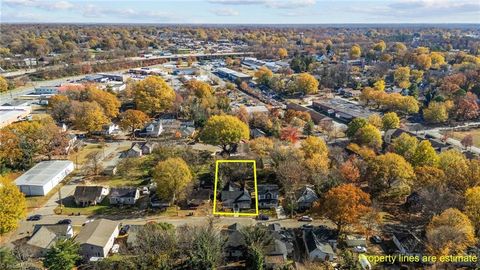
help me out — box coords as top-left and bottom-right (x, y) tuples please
(371, 235), (382, 244)
(353, 246), (367, 253)
(119, 225), (130, 235)
(256, 214), (269, 221)
(27, 214), (42, 221)
(298, 216), (313, 222)
(57, 219), (72, 225)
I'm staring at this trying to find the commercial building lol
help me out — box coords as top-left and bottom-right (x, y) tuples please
(216, 67), (252, 82)
(0, 105), (32, 128)
(15, 160), (74, 196)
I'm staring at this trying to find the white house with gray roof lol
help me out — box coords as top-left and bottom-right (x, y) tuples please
(75, 219), (119, 258)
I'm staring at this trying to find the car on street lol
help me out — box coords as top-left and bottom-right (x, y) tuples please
(27, 214), (42, 221)
(298, 216), (313, 222)
(256, 214), (269, 221)
(57, 219), (72, 225)
(353, 246), (367, 253)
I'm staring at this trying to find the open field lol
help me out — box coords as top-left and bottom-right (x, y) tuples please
(443, 128), (480, 148)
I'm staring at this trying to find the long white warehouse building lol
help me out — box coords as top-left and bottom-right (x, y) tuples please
(15, 160), (75, 196)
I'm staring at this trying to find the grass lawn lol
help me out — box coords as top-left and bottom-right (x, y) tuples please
(93, 176), (147, 188)
(447, 129), (480, 147)
(69, 143), (102, 165)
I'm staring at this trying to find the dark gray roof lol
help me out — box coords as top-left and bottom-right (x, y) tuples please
(257, 184), (279, 195)
(221, 189), (251, 204)
(297, 186), (318, 204)
(74, 186), (106, 202)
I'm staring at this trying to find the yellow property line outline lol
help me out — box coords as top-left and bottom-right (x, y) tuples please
(212, 159), (259, 217)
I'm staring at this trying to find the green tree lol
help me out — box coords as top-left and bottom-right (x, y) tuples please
(381, 112), (400, 131)
(134, 76), (176, 115)
(240, 225), (273, 270)
(346, 118), (368, 138)
(43, 239), (80, 270)
(184, 221), (225, 270)
(0, 176), (26, 235)
(303, 120), (314, 135)
(390, 133), (418, 162)
(0, 247), (18, 270)
(200, 115), (250, 154)
(412, 140), (438, 167)
(153, 157), (193, 203)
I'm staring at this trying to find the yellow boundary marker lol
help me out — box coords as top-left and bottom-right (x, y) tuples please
(212, 159), (259, 217)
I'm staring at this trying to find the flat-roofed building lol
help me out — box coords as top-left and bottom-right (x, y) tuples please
(15, 160), (74, 196)
(0, 105), (32, 128)
(216, 67), (252, 82)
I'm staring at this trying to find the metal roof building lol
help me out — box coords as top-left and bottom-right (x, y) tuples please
(15, 160), (74, 196)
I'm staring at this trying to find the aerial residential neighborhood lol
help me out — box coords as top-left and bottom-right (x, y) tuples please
(0, 1), (480, 270)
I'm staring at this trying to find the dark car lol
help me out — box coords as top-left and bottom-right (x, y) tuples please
(27, 214), (42, 221)
(256, 214), (269, 221)
(371, 235), (382, 244)
(57, 219), (72, 225)
(119, 225), (131, 235)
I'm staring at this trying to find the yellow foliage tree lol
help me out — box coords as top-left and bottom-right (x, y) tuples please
(0, 76), (8, 92)
(426, 208), (475, 255)
(465, 186), (480, 230)
(394, 66), (411, 89)
(277, 48), (288, 59)
(295, 73), (319, 95)
(134, 76), (176, 115)
(153, 158), (193, 203)
(119, 109), (149, 137)
(0, 176), (27, 235)
(200, 115), (250, 154)
(71, 101), (109, 133)
(373, 80), (385, 91)
(349, 45), (362, 59)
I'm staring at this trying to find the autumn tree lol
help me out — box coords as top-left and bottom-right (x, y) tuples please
(254, 66), (273, 86)
(381, 112), (400, 131)
(394, 66), (411, 89)
(353, 124), (382, 150)
(340, 157), (361, 183)
(0, 176), (26, 235)
(294, 73), (319, 95)
(85, 85), (120, 118)
(430, 52), (446, 69)
(373, 40), (386, 52)
(0, 76), (8, 92)
(456, 92), (480, 120)
(423, 101), (452, 123)
(465, 187), (480, 231)
(0, 130), (22, 171)
(43, 239), (81, 270)
(48, 95), (72, 123)
(367, 153), (415, 199)
(119, 109), (149, 137)
(349, 45), (362, 59)
(415, 53), (432, 70)
(390, 133), (418, 163)
(367, 114), (382, 129)
(318, 184), (371, 232)
(461, 134), (474, 149)
(411, 140), (438, 167)
(438, 149), (470, 192)
(301, 136), (328, 159)
(426, 208), (475, 255)
(249, 137), (274, 157)
(200, 115), (249, 154)
(71, 101), (109, 133)
(186, 79), (213, 99)
(237, 106), (249, 124)
(373, 80), (385, 91)
(277, 48), (288, 59)
(414, 166), (445, 190)
(153, 157), (193, 204)
(134, 76), (176, 115)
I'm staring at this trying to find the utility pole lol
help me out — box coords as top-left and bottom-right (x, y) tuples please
(58, 188), (63, 214)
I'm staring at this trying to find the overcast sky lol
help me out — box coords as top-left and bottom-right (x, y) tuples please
(1, 0), (479, 24)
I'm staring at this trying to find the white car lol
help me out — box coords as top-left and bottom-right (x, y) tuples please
(353, 246), (367, 253)
(298, 216), (313, 222)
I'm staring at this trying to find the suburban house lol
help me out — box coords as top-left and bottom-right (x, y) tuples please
(223, 223), (246, 260)
(220, 182), (252, 210)
(257, 184), (279, 209)
(345, 234), (367, 247)
(109, 187), (140, 205)
(303, 227), (338, 262)
(74, 186), (110, 207)
(297, 185), (319, 210)
(26, 224), (74, 257)
(187, 188), (211, 208)
(390, 231), (425, 258)
(75, 219), (119, 258)
(140, 120), (164, 137)
(124, 141), (158, 158)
